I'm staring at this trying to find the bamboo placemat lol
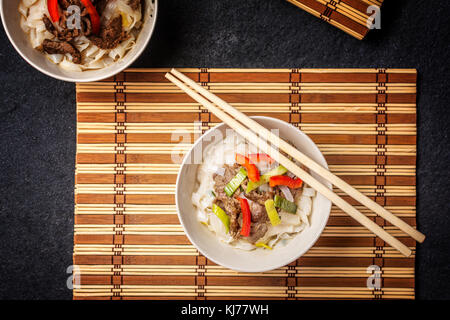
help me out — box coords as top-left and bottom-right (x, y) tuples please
(287, 0), (384, 40)
(74, 68), (417, 300)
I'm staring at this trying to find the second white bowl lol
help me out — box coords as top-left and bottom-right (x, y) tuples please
(0, 0), (158, 82)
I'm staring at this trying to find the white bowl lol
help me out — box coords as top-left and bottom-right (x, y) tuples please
(0, 0), (158, 82)
(176, 116), (332, 273)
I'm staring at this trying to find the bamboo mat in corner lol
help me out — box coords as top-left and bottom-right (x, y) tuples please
(74, 68), (417, 300)
(287, 0), (384, 40)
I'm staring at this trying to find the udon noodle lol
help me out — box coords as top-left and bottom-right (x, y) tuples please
(18, 0), (154, 71)
(192, 132), (316, 251)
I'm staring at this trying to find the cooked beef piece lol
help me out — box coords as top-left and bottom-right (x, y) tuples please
(59, 0), (83, 10)
(289, 187), (303, 201)
(244, 189), (274, 206)
(81, 16), (92, 36)
(128, 0), (142, 11)
(57, 11), (82, 41)
(45, 1), (90, 42)
(214, 197), (241, 237)
(248, 201), (268, 223)
(59, 0), (84, 13)
(247, 222), (268, 244)
(42, 39), (82, 64)
(43, 15), (58, 37)
(213, 164), (243, 237)
(219, 196), (240, 219)
(59, 0), (71, 9)
(224, 163), (241, 181)
(89, 16), (129, 49)
(240, 179), (273, 205)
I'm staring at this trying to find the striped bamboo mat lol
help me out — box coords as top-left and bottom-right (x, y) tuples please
(74, 68), (417, 300)
(287, 0), (384, 40)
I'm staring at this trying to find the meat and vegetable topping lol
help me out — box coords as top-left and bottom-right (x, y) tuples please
(39, 0), (143, 64)
(210, 153), (306, 245)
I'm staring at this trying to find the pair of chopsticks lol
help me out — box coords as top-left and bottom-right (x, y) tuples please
(166, 69), (425, 257)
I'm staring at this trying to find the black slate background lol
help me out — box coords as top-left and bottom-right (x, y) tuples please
(0, 0), (449, 300)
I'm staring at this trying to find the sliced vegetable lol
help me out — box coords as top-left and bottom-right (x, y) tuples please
(212, 204), (230, 234)
(255, 242), (273, 250)
(47, 0), (60, 22)
(239, 198), (251, 237)
(269, 175), (303, 189)
(264, 199), (281, 226)
(246, 165), (288, 193)
(210, 190), (216, 197)
(248, 153), (274, 164)
(279, 185), (294, 202)
(224, 167), (247, 197)
(80, 0), (101, 34)
(274, 195), (297, 214)
(236, 154), (260, 182)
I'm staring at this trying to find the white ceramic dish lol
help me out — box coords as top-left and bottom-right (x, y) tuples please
(0, 0), (158, 82)
(176, 116), (332, 273)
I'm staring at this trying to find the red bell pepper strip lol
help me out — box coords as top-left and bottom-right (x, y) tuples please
(269, 175), (303, 189)
(47, 0), (60, 22)
(248, 153), (275, 164)
(235, 154), (260, 182)
(239, 198), (251, 237)
(80, 0), (101, 34)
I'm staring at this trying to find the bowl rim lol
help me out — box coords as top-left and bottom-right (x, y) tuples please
(175, 116), (332, 272)
(0, 0), (158, 83)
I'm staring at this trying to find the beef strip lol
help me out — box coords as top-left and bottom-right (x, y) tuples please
(89, 16), (129, 49)
(43, 15), (58, 37)
(214, 197), (241, 237)
(248, 201), (268, 223)
(244, 189), (273, 206)
(42, 39), (82, 64)
(44, 0), (91, 42)
(245, 193), (270, 244)
(81, 16), (92, 36)
(247, 222), (268, 244)
(59, 0), (72, 9)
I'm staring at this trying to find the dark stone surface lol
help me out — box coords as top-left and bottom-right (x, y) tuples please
(0, 0), (449, 300)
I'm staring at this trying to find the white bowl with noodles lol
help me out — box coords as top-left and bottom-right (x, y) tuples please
(0, 0), (158, 82)
(176, 116), (332, 273)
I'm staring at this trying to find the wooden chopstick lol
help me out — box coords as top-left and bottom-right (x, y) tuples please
(169, 69), (425, 244)
(166, 70), (416, 257)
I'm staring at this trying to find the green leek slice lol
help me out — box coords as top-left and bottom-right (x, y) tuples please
(274, 195), (297, 214)
(212, 204), (230, 233)
(264, 199), (281, 226)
